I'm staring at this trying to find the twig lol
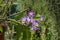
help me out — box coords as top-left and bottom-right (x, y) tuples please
(7, 18), (20, 24)
(9, 8), (29, 16)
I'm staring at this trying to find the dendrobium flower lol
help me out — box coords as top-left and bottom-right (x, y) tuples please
(20, 16), (31, 25)
(27, 10), (35, 17)
(30, 20), (39, 32)
(20, 17), (26, 24)
(40, 15), (43, 21)
(32, 20), (39, 27)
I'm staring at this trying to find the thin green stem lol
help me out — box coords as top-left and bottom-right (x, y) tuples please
(30, 31), (34, 40)
(8, 18), (20, 24)
(9, 8), (29, 16)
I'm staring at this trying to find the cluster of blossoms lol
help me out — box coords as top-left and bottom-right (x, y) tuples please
(20, 10), (43, 32)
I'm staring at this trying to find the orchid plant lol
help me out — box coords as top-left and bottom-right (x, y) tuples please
(20, 10), (43, 32)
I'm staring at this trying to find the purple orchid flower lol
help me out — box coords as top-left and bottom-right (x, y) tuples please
(40, 15), (43, 21)
(32, 20), (39, 27)
(27, 10), (35, 17)
(30, 20), (39, 32)
(20, 17), (26, 24)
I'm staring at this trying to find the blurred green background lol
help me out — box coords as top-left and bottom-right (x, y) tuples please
(0, 0), (60, 40)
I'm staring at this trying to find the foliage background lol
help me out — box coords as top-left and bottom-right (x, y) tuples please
(0, 0), (59, 40)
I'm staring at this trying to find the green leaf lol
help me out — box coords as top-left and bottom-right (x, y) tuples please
(22, 26), (31, 40)
(0, 26), (3, 32)
(16, 24), (23, 40)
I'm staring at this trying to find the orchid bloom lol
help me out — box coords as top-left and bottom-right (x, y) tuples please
(30, 20), (39, 32)
(27, 10), (35, 17)
(40, 15), (43, 21)
(20, 17), (26, 24)
(32, 20), (39, 27)
(20, 16), (31, 25)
